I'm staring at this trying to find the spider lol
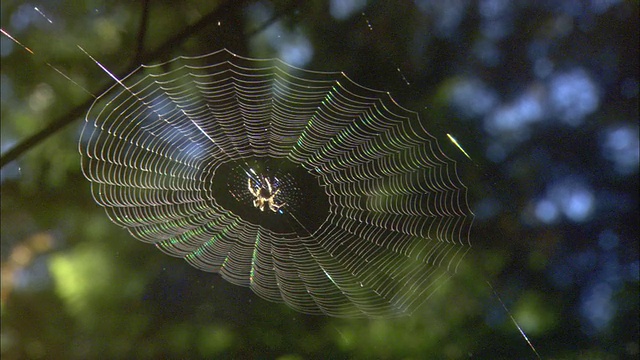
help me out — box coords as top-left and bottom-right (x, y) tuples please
(247, 176), (286, 212)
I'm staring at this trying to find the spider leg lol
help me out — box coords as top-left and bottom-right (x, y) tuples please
(248, 178), (259, 197)
(265, 177), (272, 194)
(270, 201), (286, 212)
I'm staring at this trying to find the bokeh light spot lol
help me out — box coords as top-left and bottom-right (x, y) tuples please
(601, 124), (639, 175)
(580, 282), (615, 333)
(534, 199), (560, 224)
(548, 68), (600, 126)
(330, 0), (367, 20)
(448, 77), (499, 118)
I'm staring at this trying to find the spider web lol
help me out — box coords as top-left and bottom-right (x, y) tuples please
(79, 49), (473, 317)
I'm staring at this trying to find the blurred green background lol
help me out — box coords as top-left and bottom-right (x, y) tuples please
(1, 0), (638, 359)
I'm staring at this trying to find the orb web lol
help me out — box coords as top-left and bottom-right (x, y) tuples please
(80, 49), (473, 317)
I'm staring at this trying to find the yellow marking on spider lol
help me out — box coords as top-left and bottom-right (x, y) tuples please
(447, 133), (472, 161)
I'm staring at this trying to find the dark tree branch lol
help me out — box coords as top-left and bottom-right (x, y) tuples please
(134, 0), (151, 64)
(1, 0), (300, 169)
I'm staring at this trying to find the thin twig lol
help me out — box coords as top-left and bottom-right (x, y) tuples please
(134, 0), (151, 64)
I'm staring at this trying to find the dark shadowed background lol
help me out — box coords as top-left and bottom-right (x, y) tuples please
(1, 0), (638, 359)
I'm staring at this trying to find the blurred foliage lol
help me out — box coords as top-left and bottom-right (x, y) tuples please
(1, 0), (638, 359)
